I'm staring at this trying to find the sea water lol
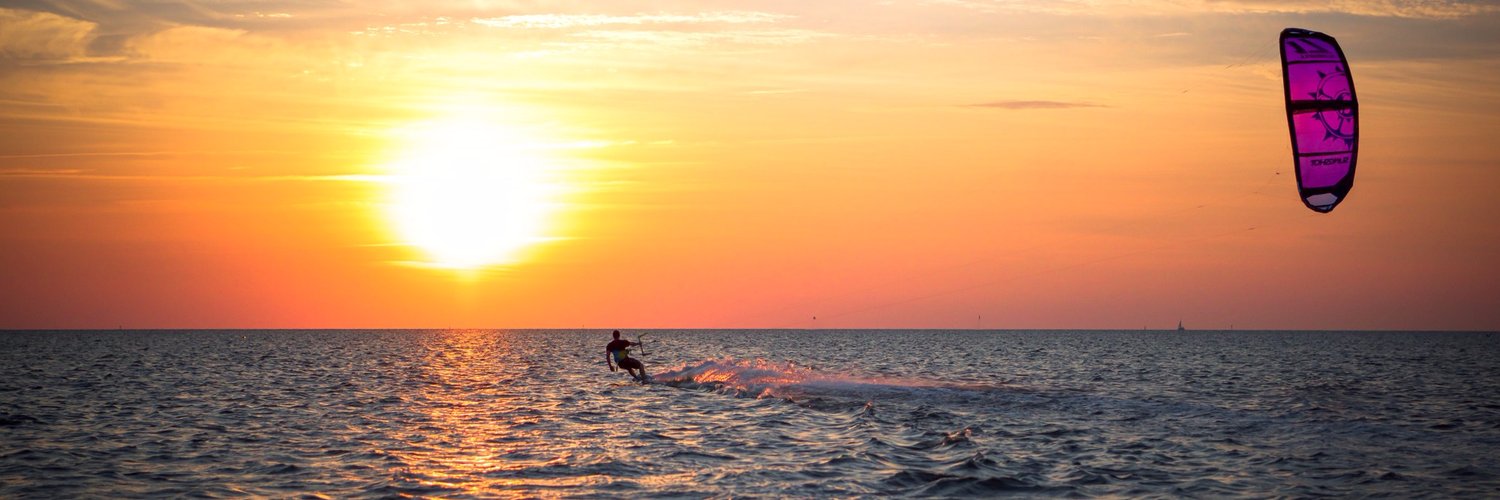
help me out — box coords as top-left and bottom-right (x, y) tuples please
(1, 330), (1497, 497)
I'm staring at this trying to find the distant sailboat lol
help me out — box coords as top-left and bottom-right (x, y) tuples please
(1177, 320), (1185, 331)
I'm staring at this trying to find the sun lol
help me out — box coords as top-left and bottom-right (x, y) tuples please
(382, 113), (564, 270)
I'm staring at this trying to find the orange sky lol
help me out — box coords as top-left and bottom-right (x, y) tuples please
(2, 1), (1498, 330)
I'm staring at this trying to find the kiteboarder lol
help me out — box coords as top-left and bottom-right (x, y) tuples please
(606, 330), (649, 382)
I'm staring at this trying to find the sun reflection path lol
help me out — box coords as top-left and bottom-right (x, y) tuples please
(388, 331), (648, 496)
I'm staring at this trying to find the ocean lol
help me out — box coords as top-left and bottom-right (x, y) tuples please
(2, 329), (1498, 497)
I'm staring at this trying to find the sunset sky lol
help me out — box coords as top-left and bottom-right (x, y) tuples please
(2, 1), (1497, 330)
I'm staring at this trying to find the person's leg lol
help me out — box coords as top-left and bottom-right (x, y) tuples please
(622, 358), (644, 381)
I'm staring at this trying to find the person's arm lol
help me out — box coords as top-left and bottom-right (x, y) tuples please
(606, 349), (616, 371)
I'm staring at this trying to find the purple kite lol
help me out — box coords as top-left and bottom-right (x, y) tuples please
(1279, 28), (1358, 213)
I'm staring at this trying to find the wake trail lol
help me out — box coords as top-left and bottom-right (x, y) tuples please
(652, 357), (1003, 402)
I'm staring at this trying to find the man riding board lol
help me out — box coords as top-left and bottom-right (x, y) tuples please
(606, 330), (649, 382)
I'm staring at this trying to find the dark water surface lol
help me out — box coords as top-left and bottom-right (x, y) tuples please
(2, 330), (1498, 497)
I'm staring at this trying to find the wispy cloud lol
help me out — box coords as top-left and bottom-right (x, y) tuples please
(0, 168), (88, 176)
(745, 88), (809, 95)
(926, 0), (1500, 19)
(572, 28), (831, 47)
(0, 7), (95, 61)
(1212, 0), (1500, 19)
(0, 168), (383, 182)
(0, 150), (301, 160)
(964, 100), (1106, 110)
(471, 12), (791, 29)
(467, 11), (826, 49)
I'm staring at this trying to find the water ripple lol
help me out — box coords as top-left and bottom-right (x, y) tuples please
(2, 329), (1498, 497)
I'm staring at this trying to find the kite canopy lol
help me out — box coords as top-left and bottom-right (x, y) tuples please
(1279, 28), (1358, 213)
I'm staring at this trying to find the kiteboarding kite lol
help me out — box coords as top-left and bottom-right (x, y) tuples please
(1279, 28), (1358, 213)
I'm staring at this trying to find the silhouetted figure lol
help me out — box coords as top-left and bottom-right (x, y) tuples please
(606, 330), (649, 383)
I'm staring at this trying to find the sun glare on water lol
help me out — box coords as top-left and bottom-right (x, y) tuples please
(382, 114), (565, 270)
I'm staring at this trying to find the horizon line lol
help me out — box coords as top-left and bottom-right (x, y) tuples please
(2, 327), (1495, 333)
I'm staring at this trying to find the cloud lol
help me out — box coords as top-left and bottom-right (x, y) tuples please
(571, 28), (831, 47)
(1209, 0), (1500, 19)
(124, 25), (276, 63)
(0, 7), (96, 61)
(925, 0), (1500, 19)
(964, 100), (1106, 110)
(3, 1), (192, 55)
(0, 167), (383, 183)
(471, 11), (827, 49)
(471, 12), (792, 29)
(0, 168), (88, 176)
(2, 1), (445, 55)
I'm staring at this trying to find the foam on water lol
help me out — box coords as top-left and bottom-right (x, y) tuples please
(653, 357), (973, 401)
